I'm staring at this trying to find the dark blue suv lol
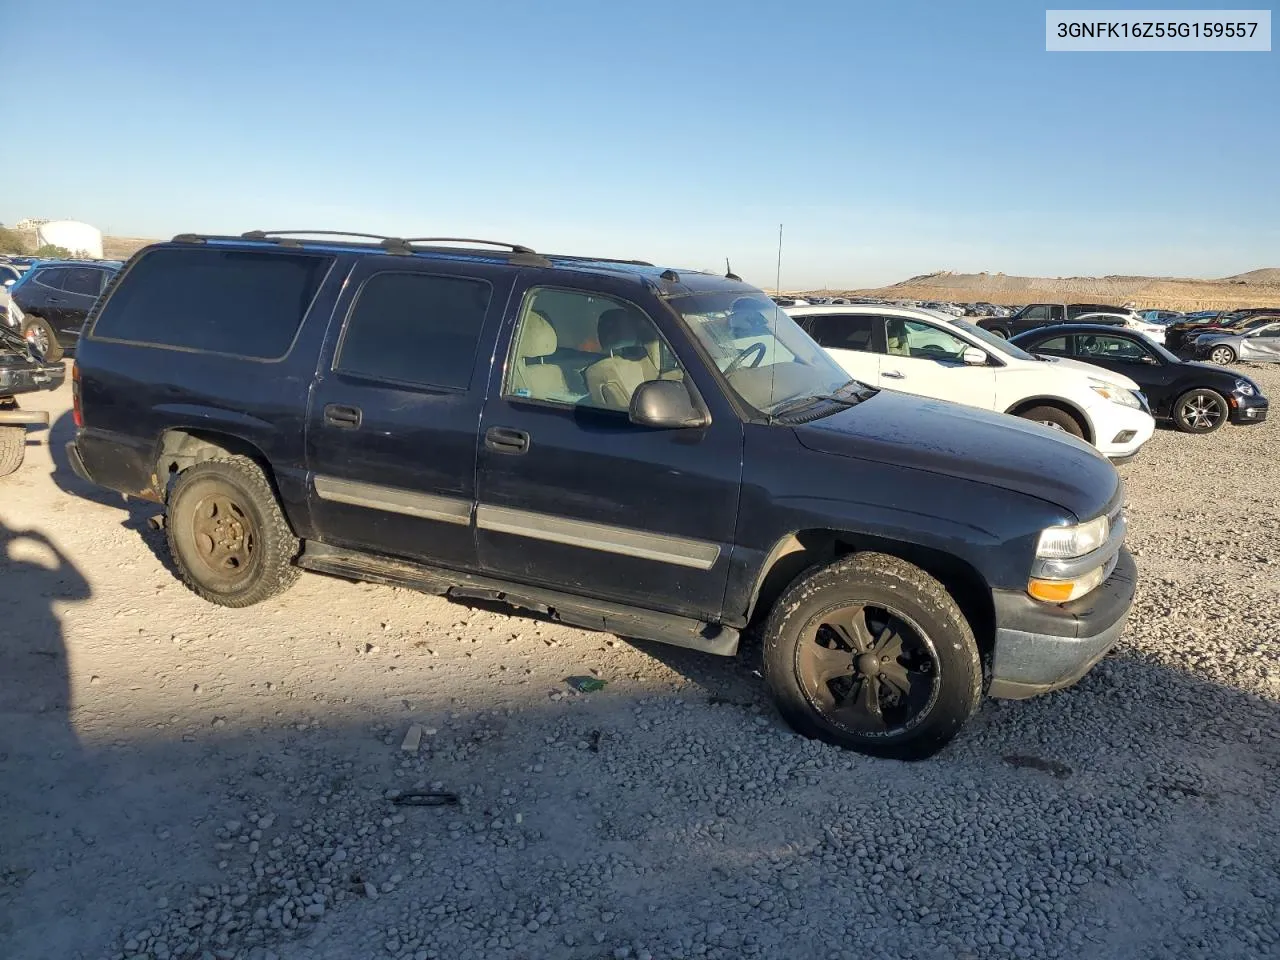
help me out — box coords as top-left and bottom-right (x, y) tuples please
(9, 259), (123, 361)
(66, 231), (1136, 758)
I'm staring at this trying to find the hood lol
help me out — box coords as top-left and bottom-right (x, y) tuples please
(1039, 355), (1139, 389)
(793, 391), (1119, 520)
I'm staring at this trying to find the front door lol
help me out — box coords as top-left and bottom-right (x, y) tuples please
(474, 281), (742, 620)
(879, 316), (997, 409)
(1069, 331), (1174, 414)
(1239, 323), (1280, 361)
(305, 256), (515, 572)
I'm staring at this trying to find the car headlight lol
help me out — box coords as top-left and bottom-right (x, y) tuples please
(1036, 515), (1109, 560)
(1089, 380), (1142, 409)
(1234, 379), (1256, 397)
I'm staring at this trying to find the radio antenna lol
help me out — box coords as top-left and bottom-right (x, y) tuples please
(769, 223), (783, 410)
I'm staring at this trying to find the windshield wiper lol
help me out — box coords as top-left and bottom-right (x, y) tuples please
(768, 383), (871, 421)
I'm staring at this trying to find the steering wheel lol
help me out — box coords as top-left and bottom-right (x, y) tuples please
(725, 341), (767, 374)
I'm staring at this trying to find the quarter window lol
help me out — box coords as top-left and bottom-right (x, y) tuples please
(91, 247), (332, 359)
(337, 272), (491, 390)
(504, 288), (686, 412)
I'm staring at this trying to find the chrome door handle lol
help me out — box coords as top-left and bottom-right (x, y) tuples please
(881, 370), (905, 380)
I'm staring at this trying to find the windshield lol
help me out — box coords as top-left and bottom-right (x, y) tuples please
(676, 293), (856, 415)
(951, 317), (1039, 361)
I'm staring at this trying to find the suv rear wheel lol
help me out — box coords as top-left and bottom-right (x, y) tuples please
(762, 553), (982, 760)
(166, 456), (301, 607)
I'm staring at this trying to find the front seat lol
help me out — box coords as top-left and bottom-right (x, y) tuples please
(584, 308), (661, 410)
(508, 310), (569, 400)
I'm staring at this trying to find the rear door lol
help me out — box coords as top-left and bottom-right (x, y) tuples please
(473, 278), (742, 620)
(879, 316), (997, 408)
(305, 257), (514, 572)
(798, 312), (883, 385)
(57, 266), (109, 340)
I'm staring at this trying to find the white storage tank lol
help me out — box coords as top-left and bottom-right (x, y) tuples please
(35, 220), (104, 259)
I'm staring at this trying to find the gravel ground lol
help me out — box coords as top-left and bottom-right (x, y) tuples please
(1, 372), (1277, 960)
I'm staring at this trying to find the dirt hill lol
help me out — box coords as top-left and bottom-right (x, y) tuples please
(802, 269), (1280, 312)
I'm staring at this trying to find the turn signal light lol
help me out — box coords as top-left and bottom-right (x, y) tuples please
(1027, 564), (1106, 603)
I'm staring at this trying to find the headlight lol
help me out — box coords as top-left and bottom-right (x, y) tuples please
(1037, 515), (1109, 559)
(1234, 379), (1256, 397)
(1089, 380), (1142, 409)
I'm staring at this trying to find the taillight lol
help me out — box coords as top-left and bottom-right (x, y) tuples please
(72, 362), (83, 428)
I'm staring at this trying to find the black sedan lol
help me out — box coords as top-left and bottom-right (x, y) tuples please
(1010, 324), (1268, 434)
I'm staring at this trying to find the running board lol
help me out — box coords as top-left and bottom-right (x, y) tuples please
(297, 541), (739, 657)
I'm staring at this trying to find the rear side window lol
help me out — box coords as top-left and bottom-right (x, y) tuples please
(807, 314), (879, 352)
(335, 272), (491, 390)
(92, 248), (332, 359)
(62, 267), (106, 296)
(34, 267), (69, 290)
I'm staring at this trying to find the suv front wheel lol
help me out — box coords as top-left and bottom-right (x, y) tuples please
(762, 553), (982, 760)
(166, 456), (302, 607)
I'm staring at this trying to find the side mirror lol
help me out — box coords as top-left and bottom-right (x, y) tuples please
(961, 346), (988, 366)
(629, 379), (709, 429)
(25, 329), (48, 363)
(3, 279), (13, 287)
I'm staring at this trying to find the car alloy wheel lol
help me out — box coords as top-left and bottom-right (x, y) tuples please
(1175, 390), (1227, 433)
(1209, 346), (1235, 365)
(26, 323), (49, 356)
(795, 601), (940, 737)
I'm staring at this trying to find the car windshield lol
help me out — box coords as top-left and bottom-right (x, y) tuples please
(950, 317), (1039, 361)
(675, 293), (858, 416)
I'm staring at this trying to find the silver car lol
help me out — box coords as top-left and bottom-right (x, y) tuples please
(1196, 320), (1280, 365)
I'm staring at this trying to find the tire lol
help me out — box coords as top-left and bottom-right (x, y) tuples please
(21, 315), (62, 362)
(0, 425), (24, 477)
(762, 552), (982, 760)
(165, 456), (301, 607)
(1173, 388), (1228, 434)
(1208, 346), (1236, 366)
(987, 327), (1009, 339)
(1018, 405), (1085, 438)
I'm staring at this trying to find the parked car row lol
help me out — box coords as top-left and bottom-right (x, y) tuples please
(61, 230), (1144, 760)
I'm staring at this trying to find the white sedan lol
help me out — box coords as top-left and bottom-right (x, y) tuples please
(787, 304), (1156, 461)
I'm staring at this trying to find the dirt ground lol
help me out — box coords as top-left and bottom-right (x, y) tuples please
(2, 376), (1277, 960)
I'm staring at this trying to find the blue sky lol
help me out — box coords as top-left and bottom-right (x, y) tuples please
(4, 0), (1277, 287)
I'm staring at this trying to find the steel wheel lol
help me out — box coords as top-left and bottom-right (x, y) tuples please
(188, 493), (257, 586)
(796, 602), (940, 738)
(1174, 389), (1227, 434)
(1209, 346), (1235, 365)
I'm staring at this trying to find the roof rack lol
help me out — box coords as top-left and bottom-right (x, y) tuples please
(172, 231), (551, 264)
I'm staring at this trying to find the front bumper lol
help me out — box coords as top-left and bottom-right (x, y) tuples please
(988, 548), (1137, 699)
(1091, 405), (1155, 460)
(1229, 393), (1268, 424)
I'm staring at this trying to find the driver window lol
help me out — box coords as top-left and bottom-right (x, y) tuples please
(1077, 334), (1149, 361)
(504, 288), (685, 412)
(1022, 305), (1050, 322)
(886, 318), (967, 361)
(1253, 323), (1280, 338)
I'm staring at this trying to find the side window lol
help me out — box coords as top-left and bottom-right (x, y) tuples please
(807, 314), (878, 353)
(1076, 334), (1149, 361)
(1034, 336), (1070, 355)
(504, 288), (686, 412)
(1049, 305), (1067, 322)
(34, 267), (69, 291)
(1254, 323), (1280, 338)
(885, 318), (967, 361)
(1022, 305), (1050, 322)
(337, 272), (491, 390)
(62, 267), (105, 296)
(91, 247), (332, 359)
